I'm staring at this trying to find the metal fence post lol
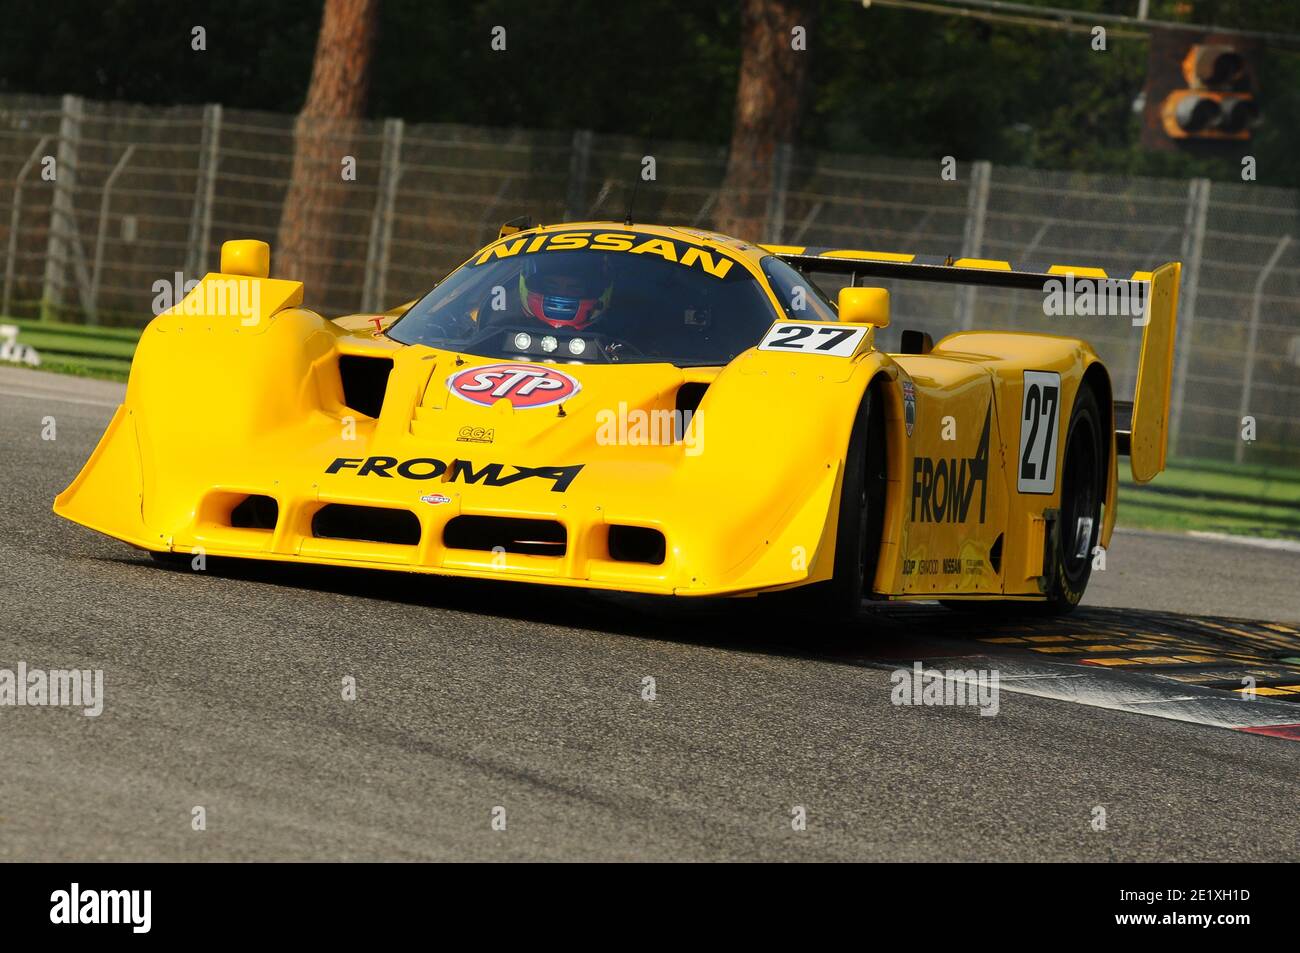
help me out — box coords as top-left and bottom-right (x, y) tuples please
(956, 160), (992, 329)
(564, 129), (593, 221)
(185, 103), (222, 279)
(90, 145), (135, 322)
(362, 118), (403, 313)
(3, 135), (51, 317)
(764, 142), (793, 244)
(41, 93), (84, 322)
(1169, 177), (1210, 455)
(1236, 233), (1291, 464)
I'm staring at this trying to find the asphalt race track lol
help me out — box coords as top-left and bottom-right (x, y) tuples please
(2, 366), (1298, 861)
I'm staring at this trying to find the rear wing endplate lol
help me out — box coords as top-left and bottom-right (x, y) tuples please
(1126, 261), (1180, 483)
(769, 247), (1180, 483)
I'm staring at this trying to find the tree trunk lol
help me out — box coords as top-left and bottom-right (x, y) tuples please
(275, 0), (380, 306)
(713, 0), (811, 242)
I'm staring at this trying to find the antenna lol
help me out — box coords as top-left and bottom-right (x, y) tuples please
(623, 174), (640, 227)
(623, 118), (658, 227)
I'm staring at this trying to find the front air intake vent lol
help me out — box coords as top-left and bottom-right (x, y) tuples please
(675, 382), (709, 441)
(229, 494), (279, 530)
(608, 525), (666, 565)
(312, 504), (420, 545)
(444, 516), (566, 556)
(339, 355), (394, 419)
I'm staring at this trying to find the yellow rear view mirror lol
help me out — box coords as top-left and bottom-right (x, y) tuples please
(838, 286), (890, 327)
(220, 240), (270, 279)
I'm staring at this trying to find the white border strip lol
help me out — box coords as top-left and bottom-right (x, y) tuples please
(1188, 531), (1300, 554)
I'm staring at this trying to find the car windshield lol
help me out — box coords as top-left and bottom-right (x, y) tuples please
(387, 230), (782, 366)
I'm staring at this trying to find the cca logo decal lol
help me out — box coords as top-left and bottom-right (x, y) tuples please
(446, 362), (580, 409)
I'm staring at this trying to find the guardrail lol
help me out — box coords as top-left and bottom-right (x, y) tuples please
(0, 92), (1296, 464)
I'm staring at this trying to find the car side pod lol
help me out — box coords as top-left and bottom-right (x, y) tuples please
(52, 239), (309, 552)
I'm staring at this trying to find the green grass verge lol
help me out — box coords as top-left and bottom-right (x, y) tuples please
(23, 355), (133, 382)
(6, 317), (143, 340)
(1117, 458), (1300, 540)
(2, 317), (140, 381)
(1125, 458), (1300, 499)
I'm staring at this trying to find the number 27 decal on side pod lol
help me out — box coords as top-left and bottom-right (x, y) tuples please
(1018, 370), (1061, 494)
(757, 321), (868, 357)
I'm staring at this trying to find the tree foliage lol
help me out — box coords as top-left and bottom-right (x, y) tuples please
(2, 0), (1297, 186)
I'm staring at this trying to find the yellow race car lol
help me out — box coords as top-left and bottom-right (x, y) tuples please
(55, 222), (1178, 616)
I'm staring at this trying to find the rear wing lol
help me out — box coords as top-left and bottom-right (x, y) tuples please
(767, 246), (1180, 483)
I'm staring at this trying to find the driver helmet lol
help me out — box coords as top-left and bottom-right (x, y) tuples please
(518, 255), (613, 330)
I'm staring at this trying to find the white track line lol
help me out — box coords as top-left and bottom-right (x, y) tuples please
(871, 654), (1300, 731)
(1188, 531), (1300, 554)
(0, 387), (119, 409)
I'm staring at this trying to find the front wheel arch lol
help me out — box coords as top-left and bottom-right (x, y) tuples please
(823, 377), (890, 616)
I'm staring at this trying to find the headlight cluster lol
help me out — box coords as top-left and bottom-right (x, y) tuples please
(511, 332), (589, 358)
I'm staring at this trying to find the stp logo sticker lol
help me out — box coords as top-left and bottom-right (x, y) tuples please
(446, 362), (580, 409)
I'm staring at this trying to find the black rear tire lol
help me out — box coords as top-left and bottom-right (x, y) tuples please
(1042, 383), (1105, 612)
(941, 382), (1105, 616)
